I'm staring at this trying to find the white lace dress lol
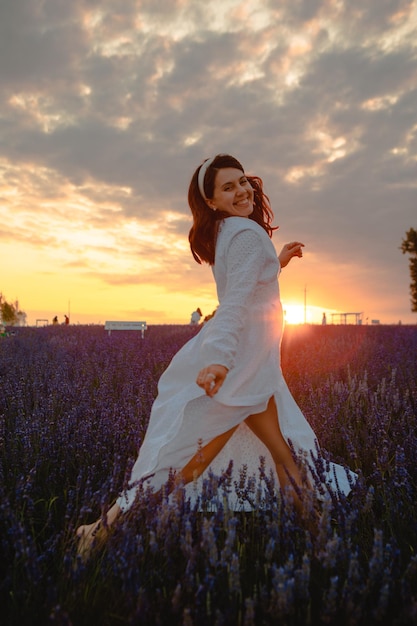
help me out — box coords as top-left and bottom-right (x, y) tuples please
(117, 217), (355, 511)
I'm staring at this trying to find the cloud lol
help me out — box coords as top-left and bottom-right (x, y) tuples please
(0, 0), (416, 323)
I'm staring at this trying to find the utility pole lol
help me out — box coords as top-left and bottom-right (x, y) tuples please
(304, 285), (307, 324)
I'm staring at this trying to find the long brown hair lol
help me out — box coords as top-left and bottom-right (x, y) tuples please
(188, 154), (277, 265)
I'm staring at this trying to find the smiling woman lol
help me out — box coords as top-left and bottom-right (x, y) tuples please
(76, 153), (357, 559)
(204, 168), (255, 217)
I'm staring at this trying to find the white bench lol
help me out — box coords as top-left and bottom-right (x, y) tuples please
(105, 321), (147, 338)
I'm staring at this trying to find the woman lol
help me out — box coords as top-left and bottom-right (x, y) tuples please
(77, 154), (355, 555)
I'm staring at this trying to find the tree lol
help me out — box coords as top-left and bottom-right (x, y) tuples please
(400, 228), (417, 313)
(0, 293), (26, 326)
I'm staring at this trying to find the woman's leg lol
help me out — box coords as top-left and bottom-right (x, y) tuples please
(76, 424), (238, 555)
(179, 423), (238, 484)
(245, 396), (305, 509)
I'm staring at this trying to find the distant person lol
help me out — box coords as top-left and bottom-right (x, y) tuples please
(190, 307), (202, 325)
(52, 316), (58, 325)
(64, 315), (70, 325)
(77, 153), (357, 557)
(322, 312), (327, 325)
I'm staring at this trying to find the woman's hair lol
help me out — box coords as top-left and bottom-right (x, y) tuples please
(188, 154), (277, 265)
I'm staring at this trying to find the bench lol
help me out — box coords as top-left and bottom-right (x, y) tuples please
(104, 321), (147, 338)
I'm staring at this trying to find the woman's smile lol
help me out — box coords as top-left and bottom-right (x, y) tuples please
(207, 167), (254, 217)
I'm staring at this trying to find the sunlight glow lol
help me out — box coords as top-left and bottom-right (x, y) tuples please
(283, 304), (342, 326)
(283, 305), (308, 325)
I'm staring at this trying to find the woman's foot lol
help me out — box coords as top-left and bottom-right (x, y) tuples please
(76, 519), (107, 560)
(75, 503), (122, 561)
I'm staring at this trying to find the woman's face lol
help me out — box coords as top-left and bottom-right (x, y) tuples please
(207, 168), (254, 217)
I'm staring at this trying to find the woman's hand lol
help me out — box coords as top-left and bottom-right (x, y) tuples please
(278, 241), (305, 268)
(196, 364), (228, 397)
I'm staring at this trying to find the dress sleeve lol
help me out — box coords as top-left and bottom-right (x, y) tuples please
(199, 228), (266, 370)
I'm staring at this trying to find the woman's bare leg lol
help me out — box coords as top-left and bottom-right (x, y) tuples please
(76, 424), (238, 556)
(179, 424), (238, 484)
(245, 396), (305, 510)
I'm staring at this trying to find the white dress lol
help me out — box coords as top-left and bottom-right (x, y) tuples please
(117, 217), (356, 511)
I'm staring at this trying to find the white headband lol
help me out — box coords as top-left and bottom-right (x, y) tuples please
(198, 157), (215, 201)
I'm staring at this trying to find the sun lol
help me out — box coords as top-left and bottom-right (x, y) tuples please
(283, 304), (337, 325)
(283, 304), (306, 325)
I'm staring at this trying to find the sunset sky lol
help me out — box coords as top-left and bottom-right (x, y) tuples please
(1, 0), (416, 326)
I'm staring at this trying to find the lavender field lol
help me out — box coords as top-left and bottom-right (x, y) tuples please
(1, 323), (416, 625)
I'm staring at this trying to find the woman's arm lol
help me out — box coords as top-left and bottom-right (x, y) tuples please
(196, 363), (228, 397)
(278, 241), (304, 268)
(196, 237), (305, 396)
(196, 227), (265, 395)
